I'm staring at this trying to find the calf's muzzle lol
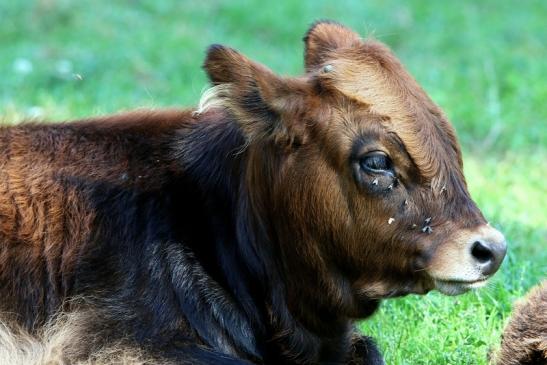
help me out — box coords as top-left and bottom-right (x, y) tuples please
(470, 236), (507, 277)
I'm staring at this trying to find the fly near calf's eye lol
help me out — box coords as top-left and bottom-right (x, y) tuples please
(360, 152), (393, 173)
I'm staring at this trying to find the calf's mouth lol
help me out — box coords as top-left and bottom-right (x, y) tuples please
(426, 224), (507, 296)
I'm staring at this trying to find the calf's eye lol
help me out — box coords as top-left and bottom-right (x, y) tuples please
(360, 152), (393, 173)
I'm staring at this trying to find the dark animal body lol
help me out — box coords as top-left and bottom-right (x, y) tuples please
(0, 22), (506, 364)
(493, 281), (546, 365)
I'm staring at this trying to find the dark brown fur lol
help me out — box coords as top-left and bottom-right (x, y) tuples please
(494, 281), (547, 365)
(0, 21), (506, 364)
(0, 110), (188, 328)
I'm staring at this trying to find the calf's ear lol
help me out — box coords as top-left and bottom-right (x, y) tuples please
(303, 20), (362, 72)
(203, 44), (308, 144)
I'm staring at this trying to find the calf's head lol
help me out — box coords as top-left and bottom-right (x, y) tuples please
(203, 21), (506, 315)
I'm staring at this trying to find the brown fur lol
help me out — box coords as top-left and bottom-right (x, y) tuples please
(0, 110), (189, 328)
(493, 281), (547, 365)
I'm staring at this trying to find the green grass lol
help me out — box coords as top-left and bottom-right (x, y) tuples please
(1, 1), (546, 364)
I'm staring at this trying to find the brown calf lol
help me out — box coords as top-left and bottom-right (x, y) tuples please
(0, 21), (506, 364)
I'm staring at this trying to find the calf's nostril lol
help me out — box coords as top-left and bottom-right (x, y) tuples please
(471, 241), (494, 264)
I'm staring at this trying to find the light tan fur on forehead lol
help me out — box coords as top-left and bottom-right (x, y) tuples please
(317, 40), (462, 189)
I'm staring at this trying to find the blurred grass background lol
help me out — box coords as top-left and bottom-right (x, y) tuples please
(1, 1), (545, 364)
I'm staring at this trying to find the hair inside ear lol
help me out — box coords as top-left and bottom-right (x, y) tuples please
(202, 44), (309, 144)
